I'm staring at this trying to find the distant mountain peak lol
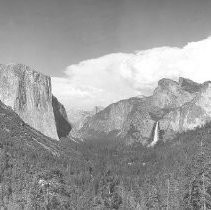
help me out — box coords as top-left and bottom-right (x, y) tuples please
(73, 77), (211, 146)
(158, 78), (178, 88)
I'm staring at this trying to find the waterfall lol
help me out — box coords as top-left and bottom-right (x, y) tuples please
(149, 121), (159, 147)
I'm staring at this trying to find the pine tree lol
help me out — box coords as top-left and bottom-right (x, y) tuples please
(94, 170), (122, 209)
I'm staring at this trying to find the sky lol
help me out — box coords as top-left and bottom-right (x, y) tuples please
(1, 0), (211, 109)
(52, 37), (211, 109)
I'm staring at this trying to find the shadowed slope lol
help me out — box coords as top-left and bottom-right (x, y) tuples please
(52, 95), (71, 138)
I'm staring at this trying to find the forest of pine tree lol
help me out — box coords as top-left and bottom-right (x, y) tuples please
(0, 103), (211, 209)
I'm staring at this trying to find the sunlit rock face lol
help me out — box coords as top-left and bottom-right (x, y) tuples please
(0, 64), (59, 139)
(74, 77), (211, 145)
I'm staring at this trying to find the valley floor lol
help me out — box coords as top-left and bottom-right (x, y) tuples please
(1, 115), (211, 209)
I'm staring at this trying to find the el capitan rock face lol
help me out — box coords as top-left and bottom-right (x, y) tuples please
(75, 77), (211, 145)
(0, 64), (63, 140)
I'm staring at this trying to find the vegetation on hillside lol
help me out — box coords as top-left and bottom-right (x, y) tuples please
(0, 100), (211, 209)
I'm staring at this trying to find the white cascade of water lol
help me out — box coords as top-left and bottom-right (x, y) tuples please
(149, 121), (159, 147)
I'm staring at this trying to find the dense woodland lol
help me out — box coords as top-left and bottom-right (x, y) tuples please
(0, 104), (211, 209)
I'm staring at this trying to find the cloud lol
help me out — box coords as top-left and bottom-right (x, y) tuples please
(52, 37), (211, 110)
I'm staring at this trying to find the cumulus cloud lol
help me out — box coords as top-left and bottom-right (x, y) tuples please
(52, 37), (211, 110)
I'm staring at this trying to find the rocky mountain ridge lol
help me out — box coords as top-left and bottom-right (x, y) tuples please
(74, 77), (211, 145)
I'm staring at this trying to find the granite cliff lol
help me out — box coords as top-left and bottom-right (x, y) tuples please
(0, 64), (70, 140)
(75, 77), (211, 145)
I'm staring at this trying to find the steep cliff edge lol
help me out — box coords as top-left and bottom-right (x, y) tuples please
(75, 77), (211, 145)
(0, 64), (64, 140)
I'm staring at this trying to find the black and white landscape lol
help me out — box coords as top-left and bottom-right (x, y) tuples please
(0, 0), (211, 209)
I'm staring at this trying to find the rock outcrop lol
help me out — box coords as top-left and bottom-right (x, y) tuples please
(75, 77), (211, 145)
(0, 64), (69, 140)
